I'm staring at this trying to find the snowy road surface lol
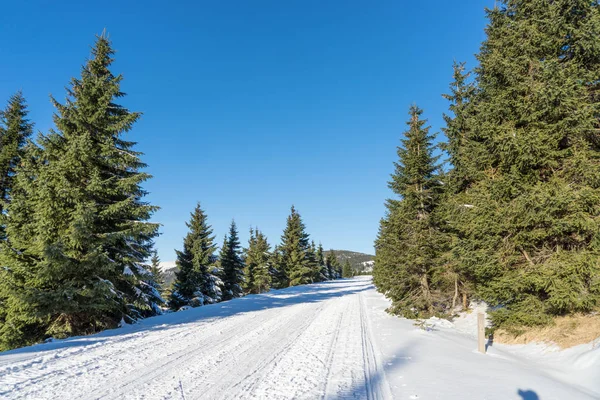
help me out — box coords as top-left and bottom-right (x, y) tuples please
(0, 276), (598, 400)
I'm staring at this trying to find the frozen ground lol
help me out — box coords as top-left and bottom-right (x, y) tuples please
(0, 276), (598, 399)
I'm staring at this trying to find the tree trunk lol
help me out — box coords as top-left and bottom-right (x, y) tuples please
(452, 275), (458, 310)
(421, 273), (433, 313)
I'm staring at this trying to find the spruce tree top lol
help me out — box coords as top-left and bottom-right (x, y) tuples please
(389, 106), (440, 215)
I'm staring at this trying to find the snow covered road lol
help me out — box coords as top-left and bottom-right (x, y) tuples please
(0, 276), (598, 400)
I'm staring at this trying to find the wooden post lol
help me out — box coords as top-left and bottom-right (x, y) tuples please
(477, 313), (486, 354)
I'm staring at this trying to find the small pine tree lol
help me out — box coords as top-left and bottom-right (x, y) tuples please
(280, 206), (313, 286)
(219, 221), (245, 301)
(243, 228), (272, 294)
(325, 250), (338, 280)
(316, 243), (328, 280)
(170, 203), (221, 310)
(307, 240), (321, 283)
(149, 250), (165, 288)
(342, 260), (353, 278)
(269, 245), (287, 289)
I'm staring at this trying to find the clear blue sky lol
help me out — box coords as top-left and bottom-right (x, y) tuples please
(1, 1), (490, 260)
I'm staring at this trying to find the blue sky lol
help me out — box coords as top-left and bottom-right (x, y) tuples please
(1, 1), (491, 260)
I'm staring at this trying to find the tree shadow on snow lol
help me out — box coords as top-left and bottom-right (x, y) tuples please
(518, 389), (540, 400)
(0, 278), (374, 358)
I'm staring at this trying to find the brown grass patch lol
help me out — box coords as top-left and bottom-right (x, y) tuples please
(494, 314), (600, 349)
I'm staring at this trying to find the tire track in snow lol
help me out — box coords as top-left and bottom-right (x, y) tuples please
(236, 295), (349, 399)
(95, 302), (319, 400)
(359, 292), (393, 400)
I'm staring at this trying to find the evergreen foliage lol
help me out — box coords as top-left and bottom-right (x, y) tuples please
(243, 228), (272, 294)
(342, 260), (354, 278)
(268, 245), (287, 289)
(149, 250), (165, 288)
(316, 243), (328, 280)
(325, 250), (339, 279)
(219, 221), (245, 300)
(444, 1), (600, 328)
(373, 1), (600, 329)
(170, 203), (221, 310)
(374, 106), (449, 318)
(279, 206), (314, 286)
(0, 92), (33, 234)
(0, 34), (160, 350)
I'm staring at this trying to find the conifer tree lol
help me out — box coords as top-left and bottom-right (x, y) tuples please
(374, 106), (448, 318)
(0, 34), (160, 350)
(170, 203), (221, 310)
(243, 228), (271, 294)
(445, 1), (600, 327)
(0, 92), (33, 238)
(325, 250), (338, 280)
(342, 259), (353, 278)
(280, 206), (313, 286)
(149, 250), (164, 288)
(307, 240), (320, 283)
(316, 243), (328, 280)
(269, 245), (287, 289)
(219, 220), (244, 300)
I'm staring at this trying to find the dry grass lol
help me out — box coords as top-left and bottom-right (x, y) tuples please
(494, 314), (600, 349)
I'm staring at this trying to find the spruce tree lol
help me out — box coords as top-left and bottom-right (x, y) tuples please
(269, 245), (287, 289)
(280, 206), (313, 286)
(342, 259), (354, 278)
(325, 250), (338, 280)
(243, 228), (272, 294)
(0, 92), (33, 238)
(445, 1), (600, 327)
(307, 240), (320, 283)
(0, 34), (160, 350)
(219, 220), (244, 301)
(170, 203), (221, 310)
(374, 106), (448, 318)
(149, 250), (165, 288)
(316, 243), (328, 280)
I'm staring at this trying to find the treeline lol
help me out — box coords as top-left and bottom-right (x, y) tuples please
(165, 203), (346, 310)
(374, 1), (600, 330)
(0, 35), (344, 351)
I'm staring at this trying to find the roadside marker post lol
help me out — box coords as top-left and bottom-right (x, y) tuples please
(478, 313), (486, 354)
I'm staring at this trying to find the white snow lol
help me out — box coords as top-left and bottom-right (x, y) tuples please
(158, 260), (176, 272)
(0, 276), (598, 399)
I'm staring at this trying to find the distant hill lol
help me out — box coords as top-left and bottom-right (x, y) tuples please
(159, 249), (374, 287)
(328, 250), (374, 273)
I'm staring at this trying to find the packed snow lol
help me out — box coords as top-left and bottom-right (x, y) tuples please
(0, 276), (598, 399)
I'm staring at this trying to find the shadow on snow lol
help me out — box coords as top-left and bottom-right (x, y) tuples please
(0, 278), (373, 359)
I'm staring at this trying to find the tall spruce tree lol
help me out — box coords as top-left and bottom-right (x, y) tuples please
(243, 228), (272, 294)
(0, 34), (161, 350)
(219, 220), (245, 300)
(374, 106), (449, 318)
(280, 206), (313, 286)
(445, 1), (600, 327)
(0, 92), (33, 238)
(170, 203), (221, 310)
